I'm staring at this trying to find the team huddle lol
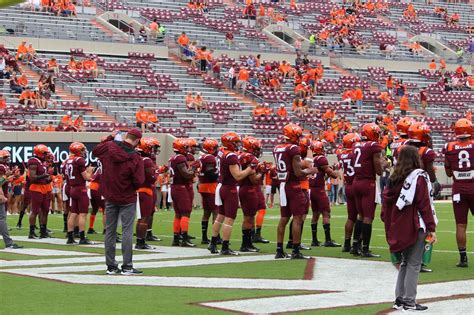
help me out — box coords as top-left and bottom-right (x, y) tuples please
(0, 117), (472, 265)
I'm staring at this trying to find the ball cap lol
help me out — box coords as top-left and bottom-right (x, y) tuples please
(127, 128), (142, 139)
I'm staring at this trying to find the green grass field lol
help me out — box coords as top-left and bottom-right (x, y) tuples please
(1, 202), (473, 314)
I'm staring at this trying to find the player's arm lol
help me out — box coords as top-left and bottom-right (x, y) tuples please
(321, 165), (338, 179)
(425, 161), (437, 182)
(81, 166), (95, 181)
(29, 164), (49, 182)
(230, 164), (255, 181)
(292, 155), (317, 177)
(444, 155), (453, 177)
(0, 186), (7, 204)
(203, 163), (218, 181)
(373, 152), (387, 176)
(177, 162), (197, 179)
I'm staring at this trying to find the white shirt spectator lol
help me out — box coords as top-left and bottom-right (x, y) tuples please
(228, 66), (235, 79)
(0, 58), (5, 72)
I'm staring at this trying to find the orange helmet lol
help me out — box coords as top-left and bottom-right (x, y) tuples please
(221, 132), (241, 152)
(138, 137), (161, 155)
(69, 142), (86, 157)
(408, 122), (431, 143)
(396, 117), (413, 136)
(173, 138), (188, 154)
(186, 138), (199, 153)
(310, 140), (325, 155)
(202, 138), (219, 155)
(342, 133), (361, 149)
(299, 136), (311, 156)
(454, 118), (472, 139)
(46, 152), (55, 163)
(242, 136), (262, 157)
(361, 123), (381, 142)
(0, 150), (10, 164)
(33, 144), (50, 160)
(282, 123), (303, 144)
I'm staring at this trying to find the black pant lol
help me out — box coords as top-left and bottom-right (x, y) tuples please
(200, 60), (207, 72)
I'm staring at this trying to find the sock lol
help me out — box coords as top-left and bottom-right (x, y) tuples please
(288, 220), (293, 242)
(344, 238), (351, 248)
(63, 213), (68, 229)
(137, 238), (144, 245)
(361, 223), (372, 251)
(459, 248), (467, 261)
(67, 231), (74, 241)
(89, 214), (96, 230)
(74, 226), (79, 235)
(29, 225), (35, 234)
(211, 236), (217, 245)
(241, 230), (247, 248)
(323, 223), (331, 242)
(352, 220), (363, 247)
(40, 224), (47, 235)
(256, 227), (262, 236)
(18, 210), (25, 225)
(173, 217), (181, 234)
(243, 229), (252, 248)
(79, 231), (85, 240)
(311, 223), (318, 242)
(180, 216), (190, 233)
(256, 209), (266, 227)
(201, 221), (209, 239)
(292, 242), (300, 253)
(277, 242), (283, 252)
(222, 240), (229, 251)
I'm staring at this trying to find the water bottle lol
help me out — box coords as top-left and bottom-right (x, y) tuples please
(422, 234), (433, 265)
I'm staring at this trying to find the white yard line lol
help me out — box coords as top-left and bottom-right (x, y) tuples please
(1, 248), (98, 256)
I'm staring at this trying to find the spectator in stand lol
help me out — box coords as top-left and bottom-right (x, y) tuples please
(342, 88), (355, 105)
(9, 74), (23, 94)
(276, 104), (288, 118)
(236, 66), (249, 93)
(19, 87), (33, 105)
(399, 95), (409, 117)
(61, 111), (73, 128)
(246, 55), (256, 68)
(25, 44), (36, 62)
(198, 46), (209, 73)
(228, 64), (236, 89)
(354, 86), (363, 111)
(278, 60), (291, 81)
(449, 12), (460, 26)
(147, 110), (158, 130)
(322, 108), (336, 121)
(16, 41), (28, 61)
(193, 92), (207, 112)
(386, 75), (394, 94)
(252, 103), (265, 117)
(249, 74), (259, 88)
(44, 122), (55, 132)
(185, 92), (195, 110)
(0, 57), (5, 80)
(72, 114), (84, 131)
(32, 87), (47, 109)
(419, 88), (428, 115)
(149, 19), (159, 42)
(135, 105), (148, 133)
(225, 31), (234, 49)
(269, 74), (281, 92)
(158, 23), (166, 37)
(428, 59), (437, 75)
(47, 58), (59, 76)
(263, 103), (273, 116)
(17, 73), (28, 89)
(338, 117), (352, 132)
(68, 56), (77, 73)
(439, 58), (447, 76)
(295, 81), (309, 99)
(84, 57), (104, 81)
(466, 110), (472, 121)
(455, 64), (467, 78)
(396, 80), (406, 97)
(177, 32), (190, 56)
(0, 94), (6, 109)
(466, 76), (474, 90)
(410, 41), (422, 56)
(322, 126), (337, 150)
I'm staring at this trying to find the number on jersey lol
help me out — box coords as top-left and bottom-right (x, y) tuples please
(458, 150), (471, 169)
(273, 152), (288, 181)
(343, 159), (355, 177)
(353, 148), (362, 168)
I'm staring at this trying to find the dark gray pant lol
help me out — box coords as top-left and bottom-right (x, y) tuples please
(104, 201), (136, 269)
(0, 203), (13, 247)
(395, 229), (426, 305)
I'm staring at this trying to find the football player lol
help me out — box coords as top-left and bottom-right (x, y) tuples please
(352, 123), (388, 257)
(146, 138), (162, 242)
(309, 140), (340, 247)
(198, 138), (219, 244)
(169, 138), (199, 247)
(65, 142), (94, 245)
(28, 144), (52, 239)
(337, 133), (361, 252)
(274, 124), (318, 259)
(238, 136), (262, 252)
(253, 160), (270, 244)
(208, 132), (254, 255)
(390, 117), (413, 163)
(444, 118), (474, 268)
(88, 159), (103, 235)
(16, 168), (30, 230)
(135, 137), (160, 249)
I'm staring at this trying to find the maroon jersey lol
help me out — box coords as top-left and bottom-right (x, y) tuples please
(64, 156), (87, 187)
(217, 149), (239, 186)
(353, 141), (382, 181)
(270, 167), (279, 186)
(186, 153), (195, 162)
(0, 163), (9, 195)
(27, 157), (49, 184)
(272, 143), (301, 183)
(141, 157), (157, 188)
(309, 155), (329, 188)
(418, 146), (436, 169)
(169, 154), (191, 185)
(198, 154), (217, 184)
(338, 150), (355, 185)
(238, 152), (258, 187)
(444, 140), (474, 195)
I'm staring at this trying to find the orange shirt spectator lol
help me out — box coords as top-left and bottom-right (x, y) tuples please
(258, 4), (265, 16)
(17, 74), (28, 87)
(322, 109), (336, 120)
(147, 111), (158, 123)
(387, 101), (395, 112)
(0, 96), (6, 109)
(61, 113), (72, 126)
(73, 116), (84, 130)
(136, 106), (149, 124)
(342, 89), (355, 101)
(279, 62), (290, 74)
(16, 42), (27, 59)
(185, 93), (194, 108)
(400, 96), (409, 111)
(149, 21), (158, 31)
(354, 88), (363, 101)
(253, 105), (265, 116)
(238, 68), (249, 81)
(44, 123), (56, 132)
(322, 129), (336, 143)
(315, 64), (324, 80)
(466, 111), (472, 121)
(439, 59), (446, 69)
(263, 105), (273, 116)
(428, 60), (437, 71)
(295, 83), (307, 94)
(19, 89), (33, 101)
(178, 33), (189, 46)
(276, 105), (288, 117)
(383, 115), (392, 125)
(306, 68), (317, 81)
(386, 77), (393, 89)
(68, 58), (77, 71)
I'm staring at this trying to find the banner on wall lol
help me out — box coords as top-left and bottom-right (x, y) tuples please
(0, 142), (99, 164)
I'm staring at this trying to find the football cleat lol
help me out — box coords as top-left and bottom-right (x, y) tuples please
(220, 248), (239, 256)
(208, 243), (219, 254)
(456, 258), (468, 268)
(187, 234), (196, 240)
(5, 243), (23, 249)
(299, 243), (311, 250)
(350, 246), (361, 256)
(40, 233), (51, 239)
(420, 264), (432, 272)
(66, 239), (77, 245)
(146, 233), (161, 242)
(239, 246), (259, 253)
(79, 239), (93, 245)
(121, 267), (143, 275)
(324, 240), (341, 247)
(16, 223), (22, 230)
(135, 243), (153, 250)
(311, 240), (322, 247)
(28, 232), (39, 239)
(252, 234), (270, 244)
(275, 251), (290, 259)
(286, 241), (293, 249)
(215, 235), (223, 245)
(361, 250), (380, 258)
(106, 266), (121, 275)
(171, 239), (181, 247)
(181, 239), (196, 247)
(342, 245), (351, 252)
(291, 252), (311, 259)
(201, 238), (210, 245)
(87, 228), (97, 235)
